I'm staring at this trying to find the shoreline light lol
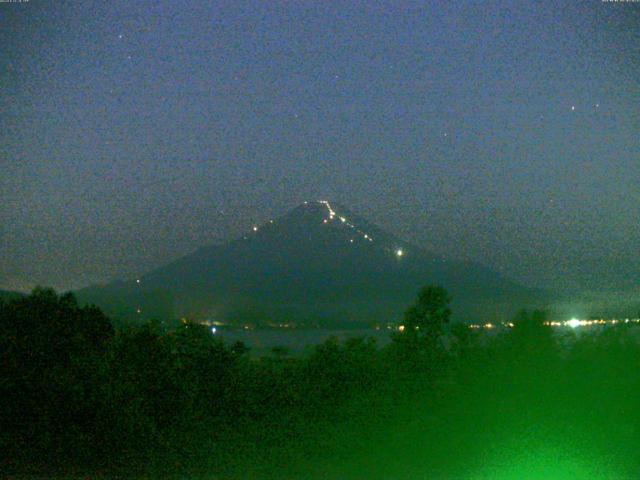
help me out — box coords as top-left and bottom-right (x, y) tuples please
(566, 318), (581, 328)
(468, 318), (640, 330)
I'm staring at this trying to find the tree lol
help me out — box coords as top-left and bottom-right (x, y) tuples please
(389, 285), (452, 373)
(508, 308), (557, 385)
(0, 288), (114, 469)
(402, 285), (452, 341)
(511, 308), (553, 350)
(0, 287), (114, 373)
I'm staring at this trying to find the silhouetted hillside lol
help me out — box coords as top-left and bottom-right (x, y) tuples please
(77, 201), (545, 324)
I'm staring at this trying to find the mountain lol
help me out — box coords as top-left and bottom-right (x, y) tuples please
(77, 201), (544, 325)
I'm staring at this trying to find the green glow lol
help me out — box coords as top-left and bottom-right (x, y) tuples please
(469, 444), (618, 480)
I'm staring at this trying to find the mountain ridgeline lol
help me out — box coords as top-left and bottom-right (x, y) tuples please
(77, 201), (543, 325)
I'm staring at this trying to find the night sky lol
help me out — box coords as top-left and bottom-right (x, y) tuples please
(1, 1), (638, 295)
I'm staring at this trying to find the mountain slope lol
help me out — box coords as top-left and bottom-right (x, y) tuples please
(77, 201), (544, 324)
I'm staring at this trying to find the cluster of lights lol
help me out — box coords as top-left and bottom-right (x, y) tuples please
(396, 325), (421, 332)
(318, 202), (411, 258)
(468, 318), (640, 330)
(469, 323), (496, 329)
(244, 200), (404, 259)
(318, 200), (375, 244)
(319, 200), (337, 220)
(316, 201), (408, 259)
(468, 322), (515, 329)
(556, 318), (640, 328)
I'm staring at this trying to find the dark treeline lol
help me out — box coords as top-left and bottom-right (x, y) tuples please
(2, 287), (640, 478)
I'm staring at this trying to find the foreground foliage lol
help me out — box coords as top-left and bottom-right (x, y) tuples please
(1, 288), (640, 478)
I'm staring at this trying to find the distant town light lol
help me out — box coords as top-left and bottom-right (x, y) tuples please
(252, 226), (258, 232)
(396, 249), (403, 257)
(567, 318), (581, 328)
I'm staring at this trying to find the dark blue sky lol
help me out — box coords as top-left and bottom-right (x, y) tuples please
(1, 0), (638, 293)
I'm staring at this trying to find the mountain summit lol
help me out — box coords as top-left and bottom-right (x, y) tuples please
(77, 201), (540, 325)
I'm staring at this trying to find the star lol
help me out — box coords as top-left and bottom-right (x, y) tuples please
(571, 105), (575, 111)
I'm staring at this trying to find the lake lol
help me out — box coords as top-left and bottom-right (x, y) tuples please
(216, 328), (394, 355)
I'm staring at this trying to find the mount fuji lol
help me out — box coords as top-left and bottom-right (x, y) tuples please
(77, 201), (543, 325)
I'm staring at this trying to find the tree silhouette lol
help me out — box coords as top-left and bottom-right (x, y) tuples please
(390, 285), (452, 377)
(510, 308), (554, 353)
(0, 288), (114, 470)
(402, 285), (452, 341)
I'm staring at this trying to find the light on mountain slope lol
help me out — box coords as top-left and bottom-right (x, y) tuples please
(318, 200), (380, 246)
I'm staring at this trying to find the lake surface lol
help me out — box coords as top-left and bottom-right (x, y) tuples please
(216, 328), (393, 355)
(215, 322), (640, 356)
